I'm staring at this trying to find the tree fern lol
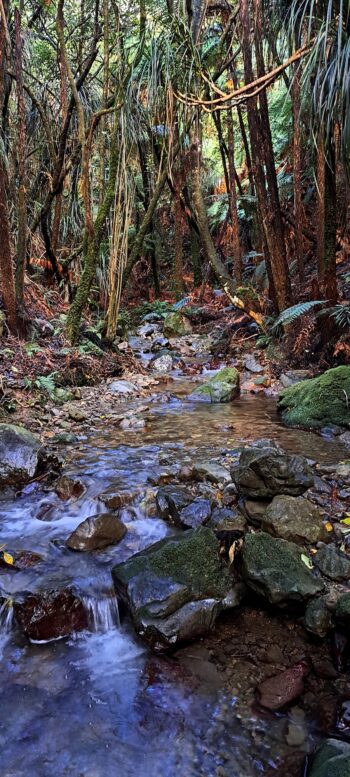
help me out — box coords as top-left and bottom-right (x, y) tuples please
(271, 300), (326, 332)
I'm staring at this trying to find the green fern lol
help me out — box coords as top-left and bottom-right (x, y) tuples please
(324, 304), (350, 328)
(271, 300), (326, 332)
(34, 373), (58, 395)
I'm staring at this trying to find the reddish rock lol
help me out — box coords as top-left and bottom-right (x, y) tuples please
(257, 661), (310, 710)
(14, 589), (87, 641)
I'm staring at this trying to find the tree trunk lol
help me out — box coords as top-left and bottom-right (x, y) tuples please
(174, 178), (185, 299)
(14, 8), (27, 308)
(239, 0), (291, 312)
(317, 132), (337, 304)
(226, 108), (242, 285)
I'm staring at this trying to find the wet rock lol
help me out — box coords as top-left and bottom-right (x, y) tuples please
(335, 593), (350, 631)
(51, 432), (78, 444)
(53, 387), (75, 404)
(279, 370), (312, 388)
(66, 513), (127, 551)
(156, 485), (192, 522)
(55, 475), (86, 501)
(137, 323), (157, 337)
(278, 366), (350, 428)
(14, 589), (87, 641)
(304, 596), (333, 637)
(163, 312), (192, 337)
(0, 424), (42, 487)
(99, 488), (140, 509)
(188, 367), (240, 404)
(309, 739), (350, 777)
(261, 495), (328, 545)
(119, 415), (145, 430)
(208, 507), (247, 542)
(151, 336), (170, 352)
(142, 312), (163, 323)
(108, 380), (137, 394)
(64, 402), (89, 422)
(241, 532), (324, 605)
(192, 459), (231, 485)
(13, 550), (44, 569)
(178, 499), (212, 529)
(151, 353), (173, 372)
(241, 499), (267, 524)
(112, 527), (240, 651)
(257, 661), (309, 710)
(336, 699), (350, 739)
(314, 544), (350, 581)
(244, 356), (263, 373)
(233, 446), (314, 499)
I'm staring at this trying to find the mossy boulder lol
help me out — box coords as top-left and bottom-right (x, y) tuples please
(335, 593), (350, 631)
(309, 739), (350, 777)
(278, 366), (350, 429)
(163, 312), (192, 337)
(112, 527), (241, 651)
(241, 532), (324, 605)
(188, 367), (240, 403)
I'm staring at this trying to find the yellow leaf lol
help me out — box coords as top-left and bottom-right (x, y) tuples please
(3, 552), (14, 565)
(325, 521), (334, 532)
(228, 542), (236, 564)
(341, 517), (350, 526)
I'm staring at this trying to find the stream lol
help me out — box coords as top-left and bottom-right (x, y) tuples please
(0, 383), (347, 777)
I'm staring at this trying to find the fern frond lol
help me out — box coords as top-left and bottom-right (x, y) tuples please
(271, 300), (326, 331)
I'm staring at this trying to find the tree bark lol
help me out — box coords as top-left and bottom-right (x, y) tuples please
(14, 8), (27, 308)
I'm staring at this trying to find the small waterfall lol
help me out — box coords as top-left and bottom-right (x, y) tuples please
(0, 600), (14, 656)
(82, 593), (120, 633)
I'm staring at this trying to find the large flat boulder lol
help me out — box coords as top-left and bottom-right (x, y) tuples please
(241, 532), (324, 605)
(278, 366), (350, 428)
(233, 446), (314, 499)
(0, 424), (42, 487)
(112, 527), (240, 651)
(261, 495), (328, 545)
(188, 367), (240, 403)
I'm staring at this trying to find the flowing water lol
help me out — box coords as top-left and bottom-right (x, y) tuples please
(0, 385), (347, 777)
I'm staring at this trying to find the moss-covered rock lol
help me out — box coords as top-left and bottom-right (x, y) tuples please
(188, 367), (240, 403)
(309, 739), (350, 777)
(278, 366), (350, 429)
(241, 532), (324, 605)
(335, 593), (350, 631)
(112, 527), (241, 650)
(163, 312), (192, 337)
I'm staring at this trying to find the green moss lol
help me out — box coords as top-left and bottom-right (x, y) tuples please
(113, 527), (231, 599)
(190, 367), (240, 403)
(278, 366), (350, 428)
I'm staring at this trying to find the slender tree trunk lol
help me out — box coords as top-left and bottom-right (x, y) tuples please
(239, 0), (291, 312)
(317, 131), (337, 304)
(190, 225), (201, 286)
(190, 133), (264, 328)
(174, 178), (185, 299)
(14, 8), (27, 307)
(0, 0), (17, 332)
(226, 108), (242, 285)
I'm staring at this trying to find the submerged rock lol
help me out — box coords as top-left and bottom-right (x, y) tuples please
(14, 589), (87, 641)
(0, 424), (42, 487)
(261, 495), (328, 545)
(309, 739), (350, 777)
(257, 661), (309, 710)
(278, 366), (350, 428)
(241, 532), (324, 604)
(112, 527), (239, 650)
(233, 446), (313, 499)
(66, 513), (127, 551)
(163, 312), (192, 337)
(314, 544), (350, 581)
(188, 367), (240, 404)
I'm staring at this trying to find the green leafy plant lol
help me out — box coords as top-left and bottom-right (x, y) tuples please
(271, 300), (326, 333)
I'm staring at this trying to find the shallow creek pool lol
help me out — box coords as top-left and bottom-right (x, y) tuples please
(0, 388), (347, 777)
